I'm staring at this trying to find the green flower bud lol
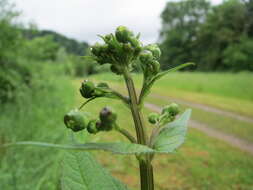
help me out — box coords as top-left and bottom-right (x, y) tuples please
(99, 107), (117, 131)
(123, 43), (134, 53)
(162, 103), (180, 116)
(129, 37), (141, 50)
(91, 43), (103, 57)
(115, 26), (134, 43)
(80, 80), (95, 98)
(144, 44), (161, 59)
(64, 109), (88, 132)
(91, 43), (112, 65)
(150, 60), (160, 74)
(139, 50), (153, 63)
(148, 113), (160, 124)
(87, 119), (99, 134)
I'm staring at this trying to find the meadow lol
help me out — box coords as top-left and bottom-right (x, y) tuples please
(1, 72), (253, 190)
(93, 72), (253, 116)
(75, 72), (253, 190)
(91, 72), (253, 141)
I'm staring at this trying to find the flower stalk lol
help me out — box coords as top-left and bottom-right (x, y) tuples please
(123, 69), (154, 190)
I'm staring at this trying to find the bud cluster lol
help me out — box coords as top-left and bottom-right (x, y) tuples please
(140, 44), (161, 79)
(87, 107), (118, 134)
(148, 103), (180, 125)
(64, 107), (118, 134)
(91, 26), (142, 75)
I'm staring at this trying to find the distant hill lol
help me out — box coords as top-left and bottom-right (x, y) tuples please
(23, 29), (89, 56)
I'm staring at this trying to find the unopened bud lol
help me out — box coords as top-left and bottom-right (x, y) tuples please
(150, 60), (160, 74)
(139, 50), (153, 63)
(162, 103), (180, 116)
(99, 107), (117, 131)
(87, 119), (99, 134)
(64, 109), (88, 132)
(123, 43), (134, 53)
(91, 43), (103, 57)
(144, 44), (161, 59)
(80, 80), (95, 98)
(115, 26), (134, 43)
(148, 113), (160, 124)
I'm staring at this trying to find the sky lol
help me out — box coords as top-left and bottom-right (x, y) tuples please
(14, 0), (223, 44)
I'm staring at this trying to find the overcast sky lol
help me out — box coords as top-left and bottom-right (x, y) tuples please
(14, 0), (222, 44)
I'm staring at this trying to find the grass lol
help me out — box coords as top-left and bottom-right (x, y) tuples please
(91, 72), (253, 117)
(0, 76), (76, 190)
(73, 79), (253, 190)
(147, 96), (253, 143)
(1, 71), (253, 190)
(86, 72), (253, 143)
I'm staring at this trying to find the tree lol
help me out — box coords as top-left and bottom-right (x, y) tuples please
(159, 0), (253, 71)
(159, 0), (210, 70)
(196, 0), (247, 70)
(22, 35), (60, 61)
(241, 0), (253, 36)
(223, 35), (253, 71)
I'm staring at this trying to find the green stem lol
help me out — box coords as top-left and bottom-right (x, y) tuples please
(139, 159), (154, 190)
(79, 97), (96, 110)
(115, 124), (137, 143)
(123, 70), (147, 144)
(123, 70), (154, 190)
(110, 89), (130, 105)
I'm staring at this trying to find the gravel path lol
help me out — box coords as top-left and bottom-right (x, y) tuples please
(145, 103), (253, 156)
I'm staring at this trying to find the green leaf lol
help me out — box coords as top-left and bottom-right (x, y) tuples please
(153, 109), (191, 153)
(2, 141), (154, 155)
(62, 151), (129, 190)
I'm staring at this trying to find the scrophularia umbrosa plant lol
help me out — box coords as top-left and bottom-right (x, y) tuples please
(63, 26), (193, 189)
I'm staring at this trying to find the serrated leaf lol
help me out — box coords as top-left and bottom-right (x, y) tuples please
(153, 109), (191, 153)
(2, 141), (154, 155)
(61, 151), (129, 190)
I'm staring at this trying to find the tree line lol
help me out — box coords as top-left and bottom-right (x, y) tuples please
(159, 0), (253, 71)
(22, 29), (89, 56)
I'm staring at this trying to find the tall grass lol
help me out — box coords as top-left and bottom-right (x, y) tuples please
(0, 65), (75, 190)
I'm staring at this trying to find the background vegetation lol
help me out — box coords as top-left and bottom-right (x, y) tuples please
(160, 0), (253, 71)
(0, 0), (252, 189)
